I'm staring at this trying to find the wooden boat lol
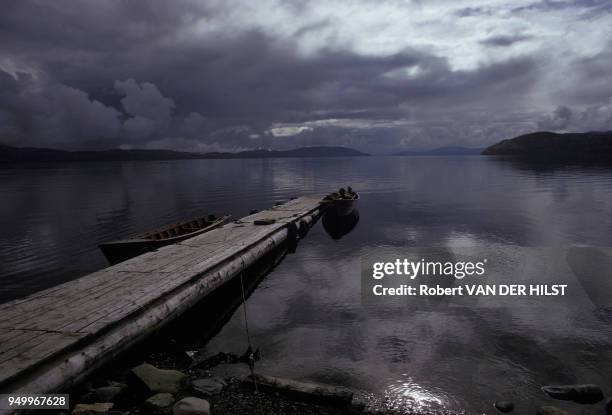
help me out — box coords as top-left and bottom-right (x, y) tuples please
(324, 187), (359, 216)
(99, 214), (231, 265)
(322, 209), (360, 240)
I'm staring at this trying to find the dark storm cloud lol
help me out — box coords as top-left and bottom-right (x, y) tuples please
(538, 40), (612, 132)
(455, 7), (493, 17)
(537, 102), (612, 132)
(512, 0), (573, 12)
(512, 0), (612, 13)
(0, 0), (611, 152)
(0, 70), (122, 148)
(556, 45), (612, 104)
(481, 34), (533, 47)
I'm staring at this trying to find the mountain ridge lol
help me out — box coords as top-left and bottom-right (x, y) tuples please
(482, 131), (612, 157)
(0, 145), (369, 162)
(393, 146), (483, 156)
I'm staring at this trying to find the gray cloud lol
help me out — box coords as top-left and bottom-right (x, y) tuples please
(481, 34), (534, 47)
(0, 70), (122, 148)
(1, 0), (612, 153)
(511, 0), (603, 12)
(455, 7), (494, 17)
(537, 102), (612, 131)
(114, 79), (176, 141)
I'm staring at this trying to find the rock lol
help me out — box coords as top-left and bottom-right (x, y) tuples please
(606, 396), (612, 415)
(82, 385), (126, 402)
(145, 393), (175, 412)
(129, 363), (187, 394)
(191, 377), (226, 397)
(190, 351), (239, 369)
(172, 397), (210, 415)
(244, 374), (353, 405)
(494, 400), (514, 412)
(536, 406), (570, 415)
(542, 384), (604, 404)
(350, 397), (367, 411)
(72, 402), (114, 414)
(209, 362), (251, 381)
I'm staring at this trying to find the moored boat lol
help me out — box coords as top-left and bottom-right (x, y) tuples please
(325, 187), (359, 216)
(322, 208), (360, 240)
(99, 214), (231, 265)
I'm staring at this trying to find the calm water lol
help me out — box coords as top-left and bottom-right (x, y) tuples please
(2, 156), (612, 414)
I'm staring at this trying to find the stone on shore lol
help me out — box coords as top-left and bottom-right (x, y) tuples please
(172, 397), (210, 415)
(350, 397), (367, 411)
(145, 392), (176, 412)
(82, 384), (126, 402)
(244, 373), (353, 406)
(130, 363), (187, 394)
(192, 377), (226, 397)
(536, 406), (570, 415)
(494, 400), (514, 412)
(72, 402), (114, 414)
(542, 384), (604, 404)
(209, 362), (251, 381)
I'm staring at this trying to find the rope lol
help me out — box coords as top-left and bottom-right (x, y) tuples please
(238, 261), (260, 404)
(239, 267), (253, 348)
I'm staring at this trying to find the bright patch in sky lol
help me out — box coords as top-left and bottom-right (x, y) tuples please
(210, 0), (612, 70)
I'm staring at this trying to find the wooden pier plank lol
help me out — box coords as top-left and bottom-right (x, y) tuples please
(0, 196), (324, 393)
(0, 224), (284, 331)
(0, 330), (87, 385)
(60, 225), (290, 333)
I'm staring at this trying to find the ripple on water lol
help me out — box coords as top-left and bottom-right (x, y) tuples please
(357, 374), (465, 414)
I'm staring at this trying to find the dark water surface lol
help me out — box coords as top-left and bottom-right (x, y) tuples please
(2, 156), (612, 414)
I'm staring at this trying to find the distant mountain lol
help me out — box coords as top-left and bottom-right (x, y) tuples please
(0, 145), (369, 163)
(205, 146), (369, 159)
(0, 145), (204, 162)
(482, 131), (612, 158)
(393, 146), (483, 156)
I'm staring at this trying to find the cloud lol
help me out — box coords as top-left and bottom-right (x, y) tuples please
(1, 0), (612, 152)
(537, 102), (612, 131)
(114, 79), (175, 122)
(455, 7), (494, 17)
(269, 126), (314, 137)
(511, 0), (608, 13)
(0, 70), (122, 148)
(481, 34), (534, 47)
(114, 79), (176, 141)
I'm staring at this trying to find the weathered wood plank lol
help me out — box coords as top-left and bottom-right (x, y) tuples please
(61, 226), (291, 333)
(0, 219), (298, 332)
(0, 269), (120, 321)
(0, 331), (87, 385)
(0, 196), (325, 397)
(0, 271), (159, 331)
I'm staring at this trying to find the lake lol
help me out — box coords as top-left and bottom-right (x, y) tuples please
(1, 156), (612, 414)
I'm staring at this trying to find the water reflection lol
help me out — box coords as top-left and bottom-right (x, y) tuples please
(322, 208), (360, 240)
(2, 157), (612, 414)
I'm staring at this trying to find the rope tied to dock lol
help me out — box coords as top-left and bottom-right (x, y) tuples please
(238, 259), (262, 415)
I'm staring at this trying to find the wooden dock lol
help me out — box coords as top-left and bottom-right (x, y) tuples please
(0, 196), (326, 399)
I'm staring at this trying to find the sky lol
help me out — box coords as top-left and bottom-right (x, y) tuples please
(1, 0), (612, 154)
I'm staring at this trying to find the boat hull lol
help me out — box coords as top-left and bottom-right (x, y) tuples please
(322, 209), (360, 240)
(332, 193), (359, 216)
(99, 239), (167, 265)
(99, 216), (230, 265)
